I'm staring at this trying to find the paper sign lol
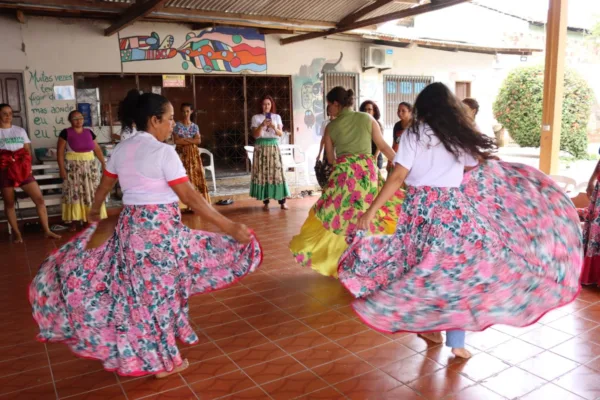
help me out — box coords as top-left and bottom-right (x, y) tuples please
(152, 86), (162, 94)
(54, 85), (75, 100)
(162, 75), (185, 88)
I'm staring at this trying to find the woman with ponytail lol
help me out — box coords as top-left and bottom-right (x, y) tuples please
(290, 87), (404, 277)
(30, 91), (263, 378)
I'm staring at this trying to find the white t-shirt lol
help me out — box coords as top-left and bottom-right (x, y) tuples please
(251, 113), (283, 139)
(0, 126), (31, 151)
(105, 132), (188, 205)
(394, 124), (479, 188)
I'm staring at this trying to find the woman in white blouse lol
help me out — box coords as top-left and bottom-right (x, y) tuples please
(249, 96), (291, 210)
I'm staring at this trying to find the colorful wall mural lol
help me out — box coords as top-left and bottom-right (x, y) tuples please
(119, 27), (267, 73)
(292, 53), (343, 145)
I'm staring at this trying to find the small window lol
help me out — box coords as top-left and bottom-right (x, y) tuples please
(383, 75), (434, 128)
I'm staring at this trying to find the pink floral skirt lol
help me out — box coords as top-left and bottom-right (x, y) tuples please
(582, 181), (600, 285)
(29, 203), (262, 376)
(339, 161), (582, 333)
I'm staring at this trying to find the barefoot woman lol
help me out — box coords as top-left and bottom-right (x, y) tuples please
(0, 104), (60, 242)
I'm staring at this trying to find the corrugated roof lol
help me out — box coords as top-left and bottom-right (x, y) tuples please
(161, 0), (421, 24)
(357, 30), (542, 54)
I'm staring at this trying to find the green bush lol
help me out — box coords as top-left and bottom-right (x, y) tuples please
(493, 65), (594, 158)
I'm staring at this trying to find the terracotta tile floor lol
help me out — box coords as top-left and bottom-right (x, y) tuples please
(2, 197), (600, 399)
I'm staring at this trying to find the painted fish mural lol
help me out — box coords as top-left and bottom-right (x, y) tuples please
(119, 27), (267, 73)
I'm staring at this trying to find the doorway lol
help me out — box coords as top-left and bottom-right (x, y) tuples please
(0, 73), (27, 130)
(194, 75), (292, 174)
(455, 81), (472, 101)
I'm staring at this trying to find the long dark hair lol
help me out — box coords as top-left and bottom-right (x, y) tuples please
(326, 87), (354, 108)
(259, 95), (277, 114)
(410, 82), (496, 159)
(119, 89), (170, 132)
(359, 100), (381, 121)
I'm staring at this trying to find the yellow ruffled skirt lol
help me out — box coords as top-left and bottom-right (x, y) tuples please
(289, 154), (403, 277)
(62, 152), (107, 222)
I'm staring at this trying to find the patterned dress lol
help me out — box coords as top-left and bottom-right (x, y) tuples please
(29, 132), (262, 376)
(60, 128), (107, 223)
(582, 179), (600, 285)
(173, 122), (211, 202)
(290, 109), (403, 277)
(249, 114), (291, 202)
(338, 160), (582, 333)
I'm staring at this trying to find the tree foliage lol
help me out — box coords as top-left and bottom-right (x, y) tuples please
(493, 65), (593, 158)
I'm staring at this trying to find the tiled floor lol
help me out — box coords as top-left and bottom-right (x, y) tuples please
(2, 198), (600, 400)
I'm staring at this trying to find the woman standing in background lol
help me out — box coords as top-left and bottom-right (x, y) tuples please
(359, 100), (384, 170)
(0, 103), (60, 242)
(57, 110), (107, 231)
(249, 95), (290, 210)
(173, 103), (210, 203)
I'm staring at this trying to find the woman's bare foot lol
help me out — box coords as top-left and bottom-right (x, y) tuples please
(13, 232), (23, 244)
(418, 332), (444, 344)
(280, 204), (289, 210)
(45, 231), (62, 240)
(263, 204), (269, 211)
(452, 348), (472, 359)
(155, 359), (189, 379)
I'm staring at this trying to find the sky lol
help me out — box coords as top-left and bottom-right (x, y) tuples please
(475, 0), (600, 30)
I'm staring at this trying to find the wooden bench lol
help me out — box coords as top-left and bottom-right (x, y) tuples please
(0, 162), (63, 233)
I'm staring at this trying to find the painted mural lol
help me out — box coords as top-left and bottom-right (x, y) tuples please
(293, 53), (343, 146)
(119, 27), (267, 73)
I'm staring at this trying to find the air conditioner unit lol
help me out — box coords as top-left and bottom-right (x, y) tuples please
(362, 47), (393, 69)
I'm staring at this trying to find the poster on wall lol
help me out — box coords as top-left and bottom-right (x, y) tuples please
(77, 103), (92, 127)
(163, 75), (185, 88)
(151, 86), (162, 94)
(54, 85), (75, 100)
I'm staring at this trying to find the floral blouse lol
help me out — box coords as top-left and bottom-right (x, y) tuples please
(173, 122), (200, 139)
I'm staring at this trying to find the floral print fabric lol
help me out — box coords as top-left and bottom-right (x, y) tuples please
(582, 180), (600, 285)
(175, 144), (211, 202)
(339, 161), (582, 333)
(30, 203), (262, 376)
(250, 138), (290, 201)
(314, 154), (403, 236)
(62, 152), (106, 222)
(289, 154), (403, 277)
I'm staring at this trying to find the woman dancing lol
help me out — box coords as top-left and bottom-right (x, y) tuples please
(30, 91), (262, 377)
(290, 87), (403, 277)
(339, 83), (582, 358)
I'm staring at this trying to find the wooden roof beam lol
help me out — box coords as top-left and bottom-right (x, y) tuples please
(338, 0), (397, 27)
(104, 0), (170, 37)
(280, 0), (471, 45)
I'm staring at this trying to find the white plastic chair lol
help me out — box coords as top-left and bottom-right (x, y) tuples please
(198, 148), (216, 192)
(279, 144), (309, 185)
(244, 146), (254, 167)
(550, 175), (576, 194)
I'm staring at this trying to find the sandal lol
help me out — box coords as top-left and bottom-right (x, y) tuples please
(216, 199), (233, 206)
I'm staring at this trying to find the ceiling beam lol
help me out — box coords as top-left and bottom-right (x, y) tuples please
(280, 0), (470, 45)
(104, 0), (170, 37)
(338, 0), (396, 27)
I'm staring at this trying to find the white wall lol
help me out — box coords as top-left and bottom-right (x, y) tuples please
(0, 15), (518, 154)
